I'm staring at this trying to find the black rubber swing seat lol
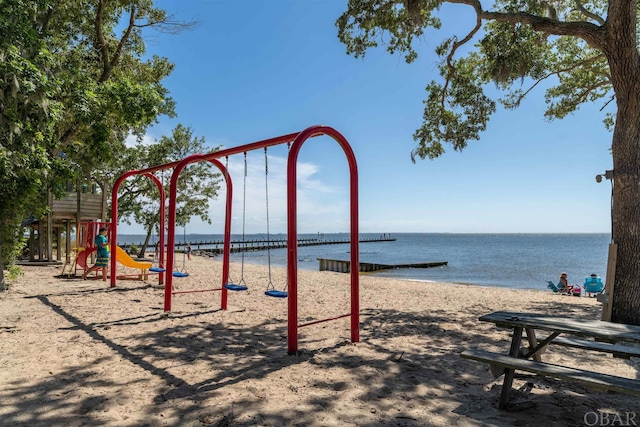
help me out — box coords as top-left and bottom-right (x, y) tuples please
(173, 272), (189, 278)
(224, 283), (248, 291)
(265, 290), (288, 298)
(149, 267), (166, 273)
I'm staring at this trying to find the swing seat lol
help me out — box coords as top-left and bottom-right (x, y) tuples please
(149, 267), (166, 273)
(265, 290), (288, 298)
(224, 283), (248, 291)
(173, 271), (189, 278)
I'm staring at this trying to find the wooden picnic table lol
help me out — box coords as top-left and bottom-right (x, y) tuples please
(461, 310), (640, 409)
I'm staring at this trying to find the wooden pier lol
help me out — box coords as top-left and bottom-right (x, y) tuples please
(124, 236), (396, 254)
(202, 237), (396, 254)
(317, 258), (448, 273)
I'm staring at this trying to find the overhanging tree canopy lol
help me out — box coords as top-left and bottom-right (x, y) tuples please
(337, 0), (640, 324)
(116, 124), (222, 257)
(0, 0), (194, 291)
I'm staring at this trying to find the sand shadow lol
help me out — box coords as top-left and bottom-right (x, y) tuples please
(3, 290), (638, 427)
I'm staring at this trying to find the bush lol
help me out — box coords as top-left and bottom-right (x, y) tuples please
(7, 265), (23, 280)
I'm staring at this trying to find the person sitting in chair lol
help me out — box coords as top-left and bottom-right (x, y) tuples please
(584, 273), (604, 297)
(559, 272), (573, 294)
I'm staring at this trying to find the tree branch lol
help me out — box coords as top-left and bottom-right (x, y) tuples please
(133, 17), (199, 34)
(118, 187), (148, 200)
(600, 95), (616, 111)
(95, 0), (111, 81)
(506, 54), (607, 108)
(99, 6), (136, 82)
(439, 15), (483, 109)
(482, 11), (603, 49)
(447, 0), (605, 49)
(57, 125), (79, 151)
(575, 79), (610, 104)
(573, 0), (605, 25)
(39, 4), (55, 37)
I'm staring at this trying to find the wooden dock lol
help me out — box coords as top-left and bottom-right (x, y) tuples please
(317, 258), (448, 273)
(200, 237), (396, 255)
(125, 236), (397, 254)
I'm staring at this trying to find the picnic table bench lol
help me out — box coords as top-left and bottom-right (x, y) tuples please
(460, 311), (640, 409)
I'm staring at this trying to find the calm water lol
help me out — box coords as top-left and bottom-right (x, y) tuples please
(119, 233), (611, 291)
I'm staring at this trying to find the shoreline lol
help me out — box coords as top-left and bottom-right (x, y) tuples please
(199, 255), (585, 295)
(1, 255), (637, 426)
(116, 233), (611, 292)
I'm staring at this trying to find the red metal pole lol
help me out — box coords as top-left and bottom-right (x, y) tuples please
(159, 182), (166, 286)
(287, 135), (302, 354)
(298, 313), (351, 328)
(112, 171), (167, 288)
(163, 156), (233, 312)
(164, 155), (206, 311)
(321, 127), (360, 343)
(210, 159), (232, 310)
(128, 131), (305, 179)
(110, 170), (142, 288)
(286, 125), (359, 354)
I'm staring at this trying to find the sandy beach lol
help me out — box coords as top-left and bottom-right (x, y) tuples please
(1, 256), (638, 426)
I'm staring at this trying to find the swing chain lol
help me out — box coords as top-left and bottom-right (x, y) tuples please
(240, 152), (247, 278)
(264, 148), (272, 284)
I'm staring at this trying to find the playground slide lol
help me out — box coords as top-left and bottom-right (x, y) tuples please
(114, 246), (152, 270)
(75, 247), (95, 269)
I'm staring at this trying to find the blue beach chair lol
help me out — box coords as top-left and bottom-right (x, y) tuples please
(547, 280), (578, 296)
(547, 281), (562, 293)
(583, 276), (604, 297)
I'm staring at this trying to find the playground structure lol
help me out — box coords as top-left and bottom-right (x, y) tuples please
(109, 125), (359, 354)
(61, 221), (153, 279)
(20, 181), (107, 264)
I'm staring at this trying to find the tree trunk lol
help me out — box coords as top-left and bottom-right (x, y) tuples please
(0, 242), (7, 292)
(0, 245), (6, 292)
(610, 117), (640, 325)
(603, 4), (640, 325)
(138, 227), (153, 259)
(608, 77), (640, 325)
(100, 180), (108, 222)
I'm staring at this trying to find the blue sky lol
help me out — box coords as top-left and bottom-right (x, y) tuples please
(121, 0), (613, 235)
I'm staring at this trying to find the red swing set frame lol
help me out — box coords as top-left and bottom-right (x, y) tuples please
(109, 125), (359, 354)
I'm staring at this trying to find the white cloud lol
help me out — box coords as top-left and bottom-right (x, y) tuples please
(193, 152), (349, 234)
(125, 133), (156, 148)
(116, 135), (353, 234)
